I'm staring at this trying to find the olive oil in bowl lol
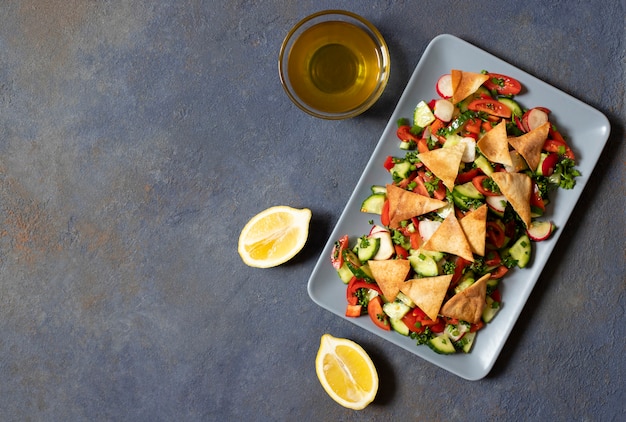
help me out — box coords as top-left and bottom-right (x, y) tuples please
(279, 11), (390, 119)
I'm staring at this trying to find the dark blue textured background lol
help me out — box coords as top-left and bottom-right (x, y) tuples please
(0, 1), (623, 420)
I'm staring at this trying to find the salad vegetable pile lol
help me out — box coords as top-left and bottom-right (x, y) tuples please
(330, 70), (580, 354)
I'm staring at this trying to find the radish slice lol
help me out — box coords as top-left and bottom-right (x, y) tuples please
(433, 99), (454, 122)
(370, 228), (395, 260)
(527, 220), (556, 241)
(419, 219), (441, 243)
(436, 74), (453, 99)
(524, 108), (549, 131)
(486, 195), (508, 214)
(369, 224), (388, 236)
(459, 137), (476, 163)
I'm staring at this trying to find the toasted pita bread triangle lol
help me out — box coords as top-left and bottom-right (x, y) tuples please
(459, 204), (488, 256)
(421, 213), (474, 261)
(368, 259), (411, 302)
(417, 143), (465, 191)
(385, 184), (447, 228)
(451, 70), (490, 104)
(508, 122), (550, 171)
(490, 172), (532, 227)
(440, 273), (490, 324)
(477, 121), (513, 166)
(400, 275), (453, 321)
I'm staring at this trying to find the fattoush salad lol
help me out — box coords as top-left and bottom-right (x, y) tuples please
(330, 70), (580, 354)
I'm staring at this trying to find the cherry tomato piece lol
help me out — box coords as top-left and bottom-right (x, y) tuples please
(490, 265), (509, 279)
(380, 199), (390, 226)
(468, 98), (512, 118)
(397, 125), (419, 143)
(367, 296), (390, 331)
(486, 221), (506, 249)
(472, 175), (501, 197)
(331, 235), (349, 269)
(383, 156), (395, 171)
(456, 168), (483, 185)
(483, 73), (522, 95)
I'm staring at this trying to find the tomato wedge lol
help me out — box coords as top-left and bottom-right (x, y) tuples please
(396, 125), (419, 143)
(543, 138), (575, 160)
(468, 98), (512, 118)
(483, 73), (522, 95)
(472, 175), (501, 197)
(530, 181), (545, 212)
(380, 199), (390, 226)
(484, 250), (502, 267)
(367, 296), (390, 331)
(451, 256), (472, 286)
(489, 265), (509, 279)
(331, 235), (349, 269)
(486, 221), (506, 249)
(394, 244), (409, 259)
(383, 155), (395, 171)
(456, 168), (483, 185)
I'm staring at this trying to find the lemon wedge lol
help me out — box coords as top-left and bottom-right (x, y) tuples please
(238, 205), (311, 268)
(315, 334), (378, 410)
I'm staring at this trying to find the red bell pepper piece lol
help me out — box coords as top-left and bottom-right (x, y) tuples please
(367, 296), (390, 331)
(345, 304), (363, 318)
(331, 235), (349, 270)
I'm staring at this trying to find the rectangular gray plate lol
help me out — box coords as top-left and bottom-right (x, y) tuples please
(307, 34), (610, 380)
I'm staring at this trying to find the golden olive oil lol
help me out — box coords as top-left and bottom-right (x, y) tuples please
(287, 21), (382, 114)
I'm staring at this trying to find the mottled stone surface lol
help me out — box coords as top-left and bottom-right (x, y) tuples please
(0, 1), (623, 420)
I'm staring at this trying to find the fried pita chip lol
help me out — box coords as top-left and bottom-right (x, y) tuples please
(459, 204), (488, 256)
(491, 172), (532, 227)
(421, 213), (474, 262)
(368, 259), (411, 302)
(451, 69), (490, 104)
(508, 121), (550, 171)
(385, 184), (447, 228)
(477, 121), (513, 166)
(417, 143), (465, 191)
(400, 274), (453, 321)
(440, 273), (490, 324)
(504, 150), (529, 173)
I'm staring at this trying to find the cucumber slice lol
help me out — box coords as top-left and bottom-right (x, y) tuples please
(409, 252), (439, 277)
(428, 333), (456, 354)
(454, 271), (475, 294)
(497, 97), (523, 117)
(344, 250), (375, 281)
(508, 234), (532, 268)
(370, 185), (387, 194)
(395, 291), (415, 308)
(474, 154), (494, 176)
(421, 249), (445, 262)
(455, 331), (476, 353)
(337, 262), (354, 284)
(360, 193), (386, 214)
(453, 181), (484, 199)
(356, 237), (380, 262)
(389, 317), (410, 336)
(391, 161), (413, 180)
(482, 295), (500, 323)
(383, 301), (411, 319)
(413, 100), (436, 128)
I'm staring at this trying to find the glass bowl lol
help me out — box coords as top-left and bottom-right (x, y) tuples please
(279, 10), (390, 120)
